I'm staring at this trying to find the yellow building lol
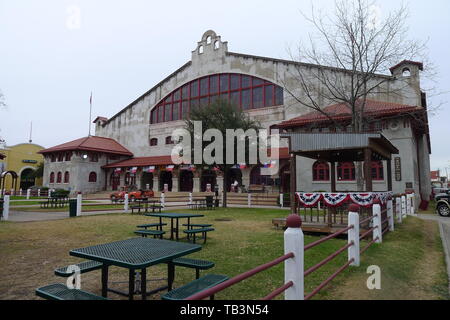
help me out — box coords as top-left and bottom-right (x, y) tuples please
(0, 143), (44, 191)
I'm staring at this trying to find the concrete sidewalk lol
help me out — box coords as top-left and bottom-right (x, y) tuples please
(417, 213), (450, 295)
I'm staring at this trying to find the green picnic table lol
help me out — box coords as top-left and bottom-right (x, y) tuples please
(145, 212), (204, 241)
(70, 237), (201, 300)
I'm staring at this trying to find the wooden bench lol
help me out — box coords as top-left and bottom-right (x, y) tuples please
(54, 260), (103, 277)
(134, 229), (165, 239)
(150, 203), (163, 213)
(161, 274), (228, 300)
(36, 283), (108, 300)
(183, 227), (214, 244)
(248, 184), (266, 193)
(130, 204), (143, 214)
(136, 223), (167, 231)
(171, 257), (215, 279)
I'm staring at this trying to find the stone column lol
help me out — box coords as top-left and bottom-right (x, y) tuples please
(171, 169), (179, 192)
(193, 170), (201, 193)
(153, 171), (159, 192)
(241, 168), (251, 191)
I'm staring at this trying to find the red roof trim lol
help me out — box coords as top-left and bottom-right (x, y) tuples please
(39, 136), (133, 156)
(277, 100), (423, 129)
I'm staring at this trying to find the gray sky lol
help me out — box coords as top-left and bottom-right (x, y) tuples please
(1, 0), (449, 173)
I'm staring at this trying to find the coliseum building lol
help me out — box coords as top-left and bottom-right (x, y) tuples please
(40, 30), (431, 201)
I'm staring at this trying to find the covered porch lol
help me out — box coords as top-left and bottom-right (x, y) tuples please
(283, 133), (399, 233)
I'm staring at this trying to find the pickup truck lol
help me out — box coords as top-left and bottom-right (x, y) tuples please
(435, 190), (450, 217)
(110, 189), (155, 202)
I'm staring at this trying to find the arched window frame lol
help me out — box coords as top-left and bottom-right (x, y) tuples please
(49, 172), (55, 183)
(56, 172), (62, 183)
(150, 73), (284, 124)
(337, 162), (356, 181)
(64, 171), (70, 183)
(150, 138), (158, 146)
(312, 161), (330, 181)
(371, 161), (384, 181)
(88, 172), (97, 183)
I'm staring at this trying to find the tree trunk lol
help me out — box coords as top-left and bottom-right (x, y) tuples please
(222, 167), (228, 208)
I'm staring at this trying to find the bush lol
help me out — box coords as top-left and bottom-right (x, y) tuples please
(52, 189), (70, 198)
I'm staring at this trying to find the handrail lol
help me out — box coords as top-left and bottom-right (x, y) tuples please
(304, 242), (354, 277)
(305, 258), (355, 300)
(360, 237), (379, 254)
(304, 225), (353, 251)
(185, 252), (294, 300)
(359, 226), (377, 240)
(359, 216), (374, 225)
(262, 281), (293, 300)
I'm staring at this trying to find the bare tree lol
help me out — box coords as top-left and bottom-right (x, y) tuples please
(285, 0), (430, 190)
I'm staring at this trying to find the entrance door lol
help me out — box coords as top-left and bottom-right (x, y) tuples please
(110, 173), (120, 191)
(280, 165), (290, 193)
(201, 170), (216, 192)
(159, 171), (172, 191)
(20, 168), (35, 190)
(141, 172), (153, 190)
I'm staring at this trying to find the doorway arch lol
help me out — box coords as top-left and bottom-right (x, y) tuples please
(141, 172), (153, 190)
(0, 171), (18, 192)
(226, 168), (242, 192)
(201, 170), (216, 192)
(20, 168), (36, 190)
(179, 170), (193, 192)
(159, 171), (172, 191)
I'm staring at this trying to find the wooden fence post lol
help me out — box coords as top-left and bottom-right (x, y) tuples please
(396, 197), (402, 223)
(284, 214), (304, 300)
(348, 204), (360, 267)
(387, 199), (394, 231)
(76, 192), (82, 216)
(372, 201), (382, 244)
(401, 195), (406, 218)
(124, 193), (129, 212)
(2, 194), (10, 220)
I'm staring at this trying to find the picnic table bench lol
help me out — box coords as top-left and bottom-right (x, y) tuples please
(36, 283), (108, 300)
(183, 227), (215, 244)
(161, 274), (228, 300)
(130, 199), (163, 214)
(39, 197), (70, 209)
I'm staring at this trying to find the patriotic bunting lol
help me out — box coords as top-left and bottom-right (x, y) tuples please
(296, 191), (393, 208)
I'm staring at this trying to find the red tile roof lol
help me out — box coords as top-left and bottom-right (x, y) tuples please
(103, 148), (291, 169)
(277, 100), (423, 129)
(39, 136), (133, 156)
(102, 156), (175, 168)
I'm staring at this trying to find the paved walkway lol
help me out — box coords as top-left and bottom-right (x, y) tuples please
(417, 213), (450, 294)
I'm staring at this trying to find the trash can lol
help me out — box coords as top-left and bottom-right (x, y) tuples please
(69, 199), (77, 217)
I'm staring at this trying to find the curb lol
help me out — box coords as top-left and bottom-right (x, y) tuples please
(438, 222), (450, 295)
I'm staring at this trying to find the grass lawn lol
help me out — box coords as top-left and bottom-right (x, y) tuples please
(0, 208), (448, 300)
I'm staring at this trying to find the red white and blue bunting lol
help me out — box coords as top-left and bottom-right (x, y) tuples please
(296, 191), (393, 208)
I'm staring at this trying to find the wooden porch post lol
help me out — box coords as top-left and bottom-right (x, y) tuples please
(330, 161), (336, 192)
(364, 148), (373, 192)
(290, 154), (297, 214)
(387, 159), (393, 191)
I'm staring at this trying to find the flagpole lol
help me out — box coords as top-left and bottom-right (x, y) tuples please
(89, 91), (92, 136)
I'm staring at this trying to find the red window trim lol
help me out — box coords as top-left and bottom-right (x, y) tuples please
(56, 172), (62, 183)
(64, 171), (70, 183)
(150, 73), (284, 124)
(371, 161), (384, 181)
(312, 161), (330, 181)
(337, 162), (356, 181)
(49, 172), (55, 183)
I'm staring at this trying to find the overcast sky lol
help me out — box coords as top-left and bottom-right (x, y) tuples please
(1, 0), (449, 173)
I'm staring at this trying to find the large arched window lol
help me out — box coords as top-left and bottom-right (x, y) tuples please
(88, 172), (97, 183)
(56, 172), (62, 183)
(64, 171), (70, 183)
(313, 161), (330, 181)
(150, 73), (284, 124)
(49, 172), (55, 183)
(337, 162), (355, 181)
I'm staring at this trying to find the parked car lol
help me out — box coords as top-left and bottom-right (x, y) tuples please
(435, 189), (450, 217)
(110, 189), (154, 202)
(431, 187), (450, 200)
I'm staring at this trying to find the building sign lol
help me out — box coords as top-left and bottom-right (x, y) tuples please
(394, 157), (401, 181)
(405, 182), (413, 189)
(22, 160), (38, 164)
